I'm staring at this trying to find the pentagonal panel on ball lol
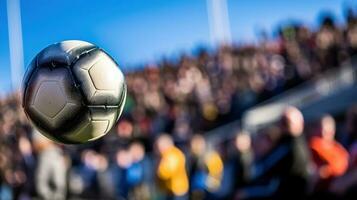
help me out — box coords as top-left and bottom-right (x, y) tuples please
(33, 81), (67, 118)
(24, 67), (83, 133)
(72, 49), (125, 106)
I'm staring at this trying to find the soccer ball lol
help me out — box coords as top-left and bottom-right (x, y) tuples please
(22, 40), (126, 144)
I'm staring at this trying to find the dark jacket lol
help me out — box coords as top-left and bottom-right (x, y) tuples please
(242, 134), (310, 200)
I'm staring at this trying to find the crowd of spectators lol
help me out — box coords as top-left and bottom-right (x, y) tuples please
(1, 9), (357, 200)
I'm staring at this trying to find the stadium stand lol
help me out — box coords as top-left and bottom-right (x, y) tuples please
(1, 8), (357, 200)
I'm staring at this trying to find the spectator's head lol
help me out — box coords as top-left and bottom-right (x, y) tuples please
(18, 136), (32, 156)
(116, 120), (133, 138)
(318, 114), (336, 141)
(81, 150), (99, 169)
(235, 130), (251, 153)
(116, 148), (132, 168)
(129, 141), (145, 162)
(96, 153), (109, 172)
(280, 106), (304, 136)
(190, 134), (206, 156)
(319, 12), (336, 28)
(156, 133), (174, 155)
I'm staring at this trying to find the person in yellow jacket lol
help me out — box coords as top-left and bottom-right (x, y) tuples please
(156, 134), (189, 198)
(189, 134), (224, 199)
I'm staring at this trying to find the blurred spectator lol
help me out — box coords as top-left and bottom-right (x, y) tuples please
(275, 107), (311, 199)
(189, 134), (223, 199)
(315, 14), (343, 71)
(309, 115), (348, 199)
(127, 141), (152, 200)
(330, 105), (357, 198)
(236, 107), (310, 200)
(113, 148), (132, 199)
(73, 150), (101, 199)
(0, 141), (14, 200)
(33, 131), (67, 200)
(156, 134), (189, 199)
(232, 131), (253, 190)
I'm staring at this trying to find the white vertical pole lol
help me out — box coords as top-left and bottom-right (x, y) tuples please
(6, 0), (24, 90)
(220, 0), (232, 44)
(206, 0), (232, 46)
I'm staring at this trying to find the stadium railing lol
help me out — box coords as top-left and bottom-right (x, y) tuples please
(207, 57), (357, 145)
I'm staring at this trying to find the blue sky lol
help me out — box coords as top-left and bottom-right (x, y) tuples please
(0, 0), (355, 94)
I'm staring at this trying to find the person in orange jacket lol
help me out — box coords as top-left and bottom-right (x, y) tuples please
(156, 134), (189, 198)
(309, 115), (349, 193)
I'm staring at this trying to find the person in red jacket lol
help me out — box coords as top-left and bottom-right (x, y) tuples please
(309, 114), (349, 197)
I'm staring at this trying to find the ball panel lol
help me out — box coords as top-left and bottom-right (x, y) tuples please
(87, 120), (109, 141)
(61, 107), (121, 143)
(89, 107), (119, 132)
(64, 119), (109, 143)
(72, 49), (125, 105)
(32, 81), (67, 118)
(37, 40), (95, 67)
(88, 56), (123, 90)
(24, 67), (85, 135)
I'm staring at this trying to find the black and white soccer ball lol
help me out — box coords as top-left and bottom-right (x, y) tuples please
(22, 40), (126, 144)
